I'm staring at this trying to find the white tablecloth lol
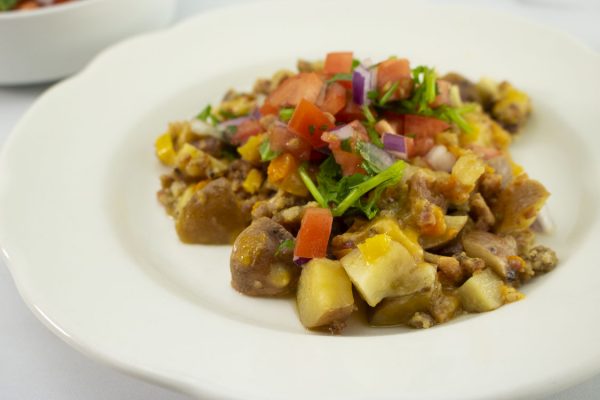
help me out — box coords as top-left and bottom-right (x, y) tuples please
(1, 0), (599, 398)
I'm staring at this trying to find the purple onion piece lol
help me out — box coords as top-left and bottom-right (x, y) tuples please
(216, 115), (253, 131)
(293, 256), (311, 266)
(352, 65), (372, 106)
(383, 133), (407, 152)
(250, 107), (261, 120)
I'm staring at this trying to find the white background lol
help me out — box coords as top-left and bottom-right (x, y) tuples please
(1, 0), (599, 399)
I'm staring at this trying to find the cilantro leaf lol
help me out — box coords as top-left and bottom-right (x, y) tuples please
(0, 0), (17, 11)
(279, 107), (295, 122)
(259, 139), (280, 162)
(196, 105), (212, 121)
(327, 73), (353, 83)
(275, 239), (295, 256)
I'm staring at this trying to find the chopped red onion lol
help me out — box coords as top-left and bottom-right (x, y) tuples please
(293, 256), (311, 266)
(190, 119), (221, 138)
(353, 65), (374, 106)
(383, 133), (408, 159)
(329, 123), (355, 140)
(216, 115), (253, 132)
(424, 145), (456, 172)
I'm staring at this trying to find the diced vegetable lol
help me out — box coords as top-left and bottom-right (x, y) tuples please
(269, 123), (312, 161)
(495, 176), (549, 233)
(155, 132), (176, 166)
(420, 215), (468, 249)
(317, 82), (347, 115)
(230, 119), (262, 145)
(268, 153), (297, 184)
(458, 268), (504, 312)
(294, 207), (333, 259)
(382, 133), (411, 159)
(370, 290), (434, 326)
(376, 58), (412, 101)
(352, 65), (375, 105)
(403, 114), (450, 137)
(288, 99), (335, 148)
(230, 217), (299, 296)
(296, 258), (354, 331)
(341, 237), (436, 307)
(242, 169), (263, 194)
(323, 52), (354, 75)
(261, 73), (324, 114)
(237, 134), (265, 164)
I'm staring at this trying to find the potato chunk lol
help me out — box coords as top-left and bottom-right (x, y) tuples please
(458, 268), (504, 312)
(296, 258), (354, 332)
(462, 230), (519, 280)
(341, 236), (436, 307)
(230, 217), (299, 296)
(176, 178), (249, 244)
(369, 290), (434, 326)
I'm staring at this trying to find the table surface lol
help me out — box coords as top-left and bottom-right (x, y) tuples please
(1, 0), (599, 399)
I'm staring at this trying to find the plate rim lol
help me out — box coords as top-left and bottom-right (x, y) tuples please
(2, 1), (600, 399)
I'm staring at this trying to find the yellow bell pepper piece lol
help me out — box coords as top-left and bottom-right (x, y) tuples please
(242, 169), (264, 194)
(358, 234), (392, 265)
(237, 134), (264, 164)
(155, 132), (176, 166)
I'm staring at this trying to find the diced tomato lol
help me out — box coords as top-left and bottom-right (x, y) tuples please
(376, 58), (413, 101)
(324, 52), (353, 75)
(317, 82), (347, 115)
(269, 123), (312, 161)
(335, 100), (364, 123)
(230, 119), (262, 145)
(261, 73), (324, 115)
(259, 101), (278, 116)
(403, 115), (449, 157)
(321, 122), (368, 176)
(431, 80), (451, 108)
(288, 99), (335, 148)
(294, 207), (333, 259)
(403, 114), (450, 137)
(332, 149), (365, 176)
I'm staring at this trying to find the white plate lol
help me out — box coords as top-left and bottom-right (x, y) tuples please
(1, 1), (600, 399)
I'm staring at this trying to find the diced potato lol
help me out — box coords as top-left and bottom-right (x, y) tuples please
(495, 176), (549, 233)
(458, 268), (504, 312)
(452, 153), (486, 189)
(296, 258), (354, 331)
(420, 215), (468, 249)
(341, 238), (436, 307)
(369, 290), (434, 326)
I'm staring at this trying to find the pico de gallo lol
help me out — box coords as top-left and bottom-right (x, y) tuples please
(154, 52), (557, 333)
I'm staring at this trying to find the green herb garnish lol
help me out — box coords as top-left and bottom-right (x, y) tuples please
(327, 73), (353, 83)
(279, 107), (295, 122)
(259, 139), (280, 162)
(275, 239), (295, 256)
(0, 0), (18, 11)
(378, 81), (399, 106)
(340, 138), (352, 152)
(299, 156), (406, 219)
(196, 105), (212, 121)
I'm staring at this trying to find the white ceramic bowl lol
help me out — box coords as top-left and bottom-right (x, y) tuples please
(0, 0), (176, 85)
